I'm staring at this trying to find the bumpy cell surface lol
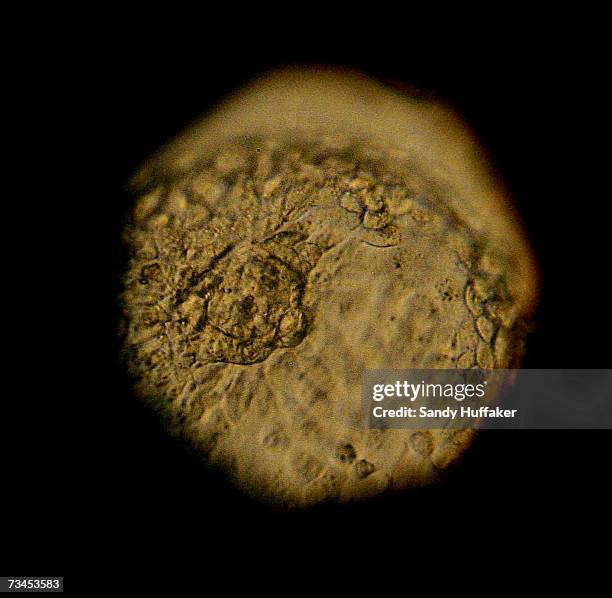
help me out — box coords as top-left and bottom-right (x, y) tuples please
(120, 72), (536, 507)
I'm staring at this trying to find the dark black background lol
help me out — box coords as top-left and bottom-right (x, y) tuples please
(6, 17), (610, 580)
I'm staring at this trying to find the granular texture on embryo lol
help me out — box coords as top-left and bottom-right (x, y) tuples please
(120, 70), (537, 507)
